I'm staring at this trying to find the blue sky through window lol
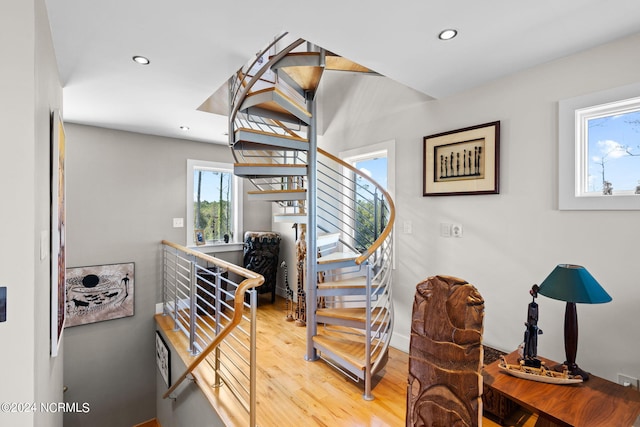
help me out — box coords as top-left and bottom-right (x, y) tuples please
(354, 157), (387, 189)
(193, 169), (232, 202)
(587, 109), (640, 193)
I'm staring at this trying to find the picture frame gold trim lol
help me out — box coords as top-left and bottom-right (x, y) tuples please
(423, 121), (500, 196)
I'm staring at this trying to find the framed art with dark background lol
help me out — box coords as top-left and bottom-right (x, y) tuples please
(423, 121), (500, 196)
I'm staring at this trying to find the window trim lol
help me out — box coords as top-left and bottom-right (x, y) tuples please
(186, 159), (243, 247)
(558, 82), (640, 210)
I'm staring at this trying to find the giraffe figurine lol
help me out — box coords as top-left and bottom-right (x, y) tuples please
(281, 260), (294, 321)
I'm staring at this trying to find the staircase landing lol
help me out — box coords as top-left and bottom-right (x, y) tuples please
(156, 296), (535, 426)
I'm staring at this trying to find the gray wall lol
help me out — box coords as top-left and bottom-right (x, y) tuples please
(155, 329), (225, 427)
(318, 32), (640, 383)
(63, 123), (270, 427)
(0, 1), (64, 426)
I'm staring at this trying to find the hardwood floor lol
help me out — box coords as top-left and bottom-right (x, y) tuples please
(160, 295), (535, 426)
(253, 296), (535, 426)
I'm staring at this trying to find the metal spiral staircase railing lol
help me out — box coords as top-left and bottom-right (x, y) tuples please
(228, 33), (395, 400)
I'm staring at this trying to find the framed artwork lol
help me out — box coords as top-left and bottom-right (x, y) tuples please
(51, 110), (66, 356)
(423, 121), (500, 196)
(194, 229), (205, 246)
(65, 262), (135, 327)
(156, 331), (171, 387)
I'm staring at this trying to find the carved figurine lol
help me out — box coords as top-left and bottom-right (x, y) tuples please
(294, 224), (306, 326)
(522, 284), (543, 368)
(406, 275), (484, 427)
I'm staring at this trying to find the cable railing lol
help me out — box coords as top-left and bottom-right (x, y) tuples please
(160, 240), (263, 427)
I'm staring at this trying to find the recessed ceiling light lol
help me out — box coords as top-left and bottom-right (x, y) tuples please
(132, 55), (150, 65)
(179, 125), (190, 131)
(438, 29), (458, 41)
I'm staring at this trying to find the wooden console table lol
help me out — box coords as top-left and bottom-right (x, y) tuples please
(483, 351), (640, 426)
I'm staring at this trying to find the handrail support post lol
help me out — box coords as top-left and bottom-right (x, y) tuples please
(189, 258), (199, 356)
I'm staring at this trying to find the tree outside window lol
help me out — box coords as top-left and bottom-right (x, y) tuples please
(193, 168), (233, 242)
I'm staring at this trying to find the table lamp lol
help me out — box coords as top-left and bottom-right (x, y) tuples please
(538, 264), (612, 380)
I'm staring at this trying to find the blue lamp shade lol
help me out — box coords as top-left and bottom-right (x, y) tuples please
(538, 264), (612, 304)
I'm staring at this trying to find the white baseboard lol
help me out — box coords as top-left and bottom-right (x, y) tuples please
(390, 332), (410, 354)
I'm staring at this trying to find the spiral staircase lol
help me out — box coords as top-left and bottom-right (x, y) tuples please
(227, 33), (395, 400)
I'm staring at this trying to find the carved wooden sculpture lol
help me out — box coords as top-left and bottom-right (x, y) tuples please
(294, 224), (306, 326)
(406, 275), (484, 427)
(243, 231), (281, 303)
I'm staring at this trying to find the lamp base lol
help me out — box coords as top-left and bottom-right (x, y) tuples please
(551, 362), (590, 381)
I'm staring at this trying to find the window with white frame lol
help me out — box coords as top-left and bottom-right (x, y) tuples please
(186, 159), (243, 246)
(559, 83), (640, 210)
(579, 99), (640, 196)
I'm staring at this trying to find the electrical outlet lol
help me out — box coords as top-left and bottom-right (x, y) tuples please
(618, 374), (639, 390)
(452, 224), (463, 238)
(172, 218), (184, 228)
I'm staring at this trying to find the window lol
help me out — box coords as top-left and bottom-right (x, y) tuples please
(186, 160), (243, 246)
(341, 140), (395, 253)
(582, 103), (640, 196)
(559, 82), (640, 210)
(352, 156), (388, 250)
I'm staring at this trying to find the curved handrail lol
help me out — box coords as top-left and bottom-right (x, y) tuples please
(161, 240), (264, 399)
(317, 148), (395, 265)
(229, 36), (306, 127)
(229, 32), (287, 105)
(161, 240), (263, 281)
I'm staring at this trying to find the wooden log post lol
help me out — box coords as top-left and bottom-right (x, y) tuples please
(406, 275), (485, 427)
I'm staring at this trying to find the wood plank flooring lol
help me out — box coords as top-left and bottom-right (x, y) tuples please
(160, 295), (536, 426)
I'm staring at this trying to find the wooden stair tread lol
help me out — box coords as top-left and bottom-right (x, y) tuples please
(316, 307), (387, 323)
(318, 251), (358, 264)
(325, 55), (372, 73)
(317, 276), (366, 290)
(245, 87), (311, 118)
(277, 52), (372, 73)
(313, 332), (383, 370)
(279, 65), (323, 91)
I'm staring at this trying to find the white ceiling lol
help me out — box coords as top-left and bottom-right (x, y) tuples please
(44, 0), (640, 145)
